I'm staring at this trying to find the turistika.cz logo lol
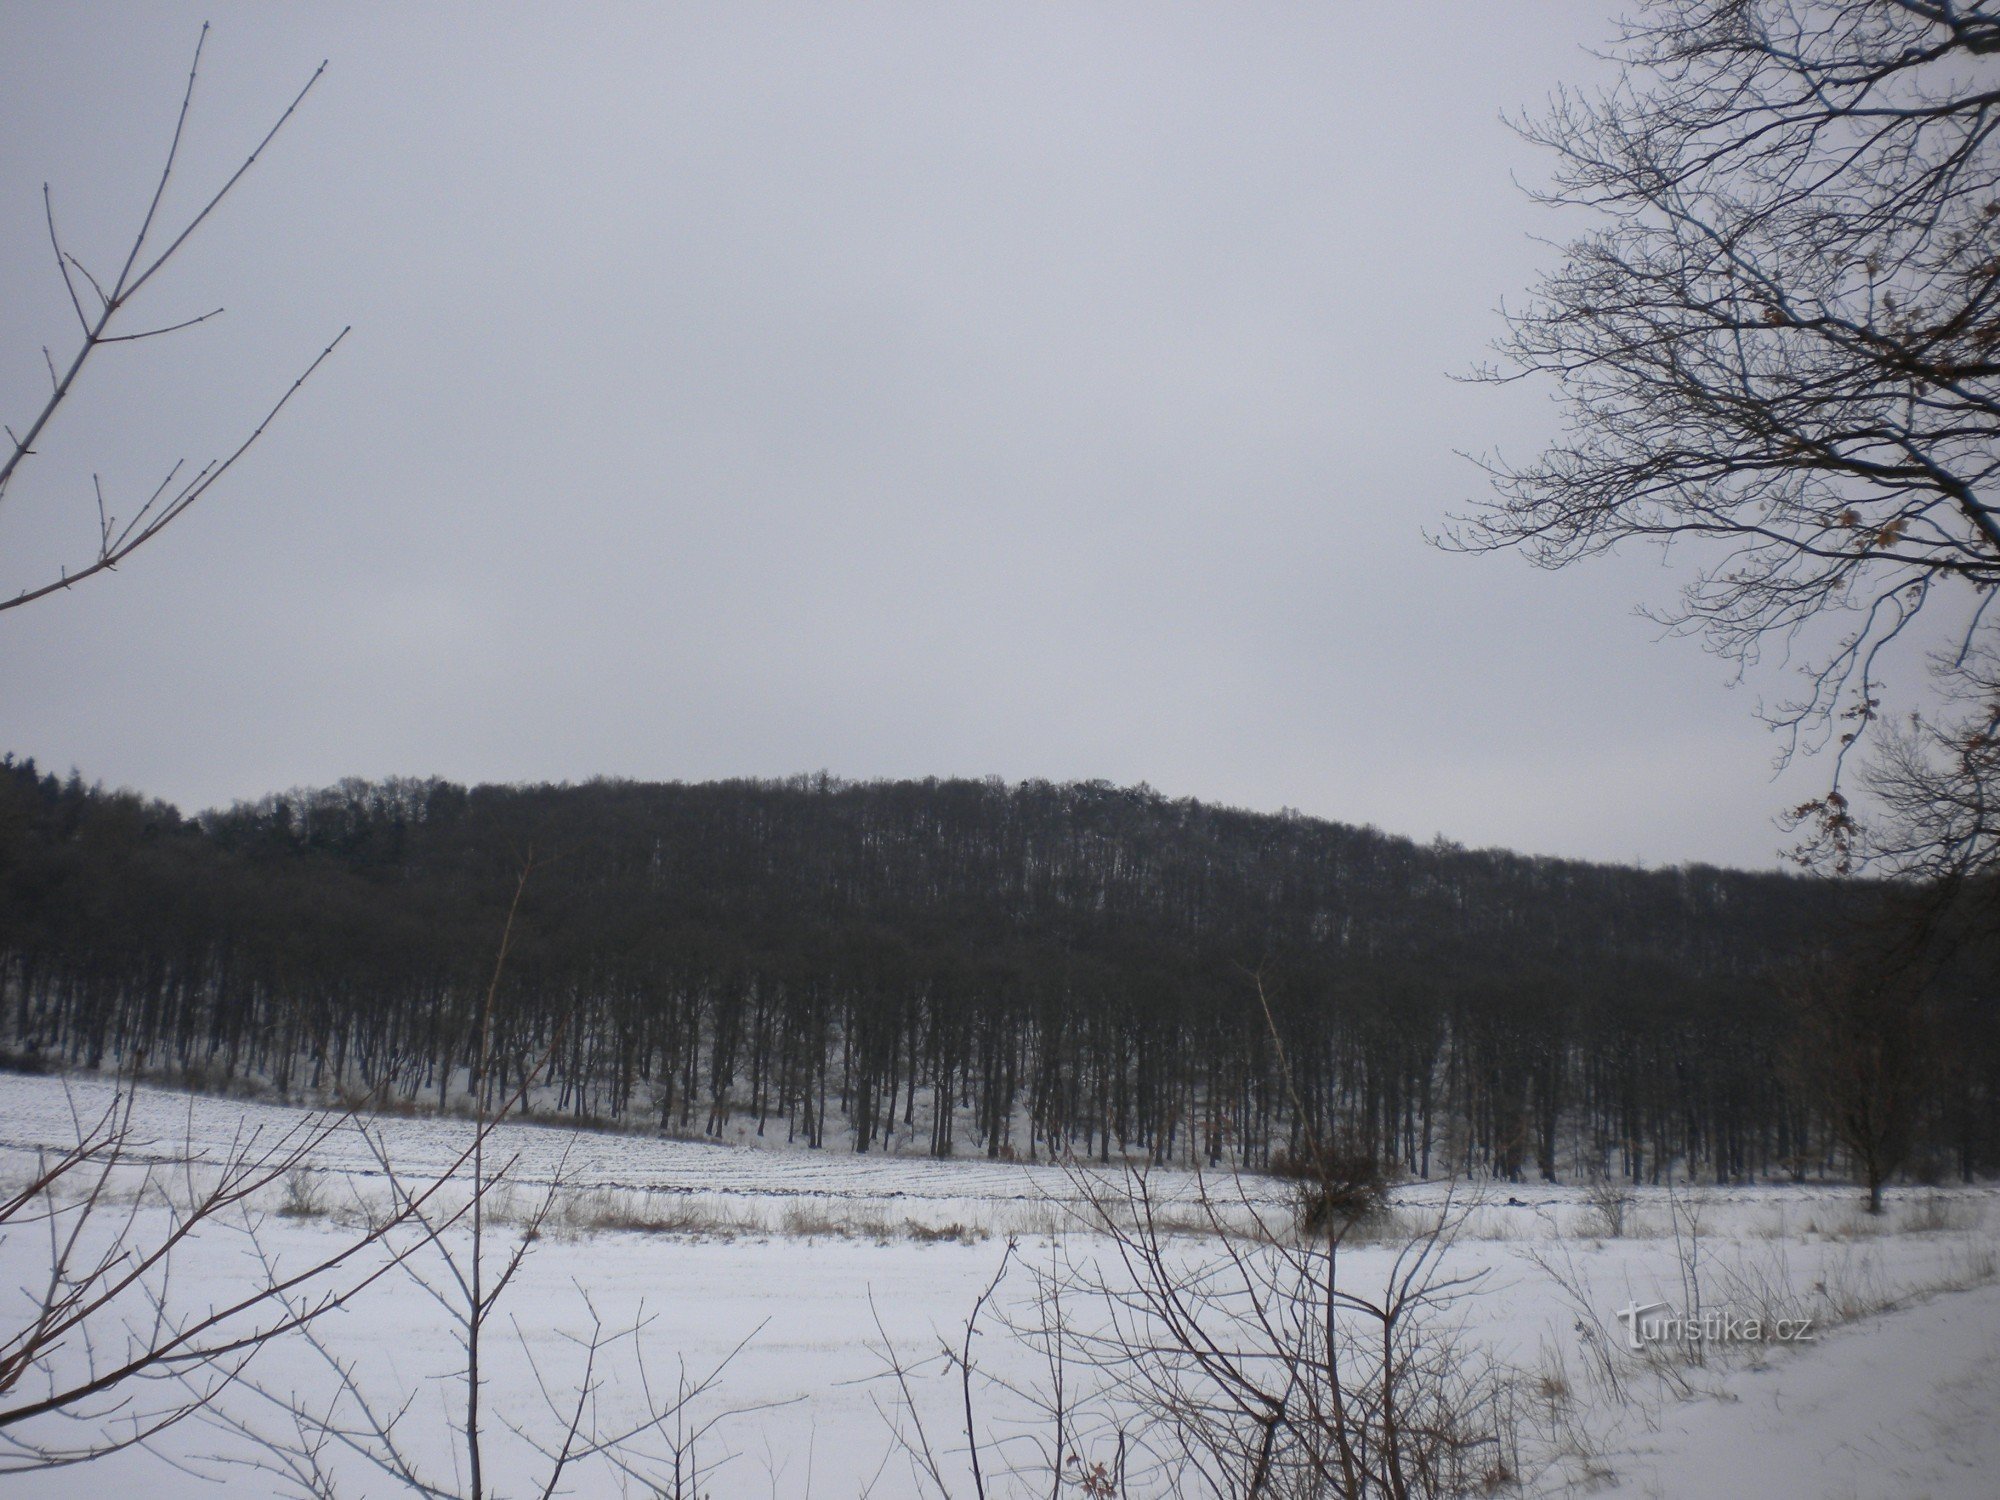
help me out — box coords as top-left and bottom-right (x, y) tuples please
(1613, 1300), (1816, 1351)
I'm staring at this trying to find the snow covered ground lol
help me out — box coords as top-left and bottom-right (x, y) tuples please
(0, 1069), (1292, 1239)
(3, 1072), (1996, 1497)
(1590, 1281), (2000, 1499)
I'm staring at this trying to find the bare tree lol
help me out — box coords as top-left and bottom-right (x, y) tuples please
(1, 33), (356, 1455)
(1447, 0), (2000, 866)
(203, 1147), (757, 1500)
(1863, 639), (2000, 887)
(200, 860), (764, 1499)
(1780, 944), (1939, 1211)
(2, 23), (346, 612)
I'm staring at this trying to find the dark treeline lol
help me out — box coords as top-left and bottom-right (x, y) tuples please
(3, 757), (1994, 1183)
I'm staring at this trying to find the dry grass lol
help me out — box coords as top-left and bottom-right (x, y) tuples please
(502, 1185), (1002, 1243)
(550, 1186), (766, 1238)
(276, 1167), (327, 1219)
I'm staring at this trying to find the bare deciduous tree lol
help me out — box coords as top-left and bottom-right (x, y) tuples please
(2, 23), (346, 612)
(201, 860), (763, 1500)
(1862, 640), (2000, 888)
(1780, 945), (1939, 1211)
(1447, 0), (2000, 868)
(204, 1140), (756, 1500)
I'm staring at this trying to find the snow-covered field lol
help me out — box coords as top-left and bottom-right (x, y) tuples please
(3, 1072), (1996, 1497)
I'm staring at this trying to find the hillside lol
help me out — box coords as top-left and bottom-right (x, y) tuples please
(3, 759), (1987, 1180)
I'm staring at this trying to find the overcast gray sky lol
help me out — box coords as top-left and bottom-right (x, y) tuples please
(1, 2), (1845, 869)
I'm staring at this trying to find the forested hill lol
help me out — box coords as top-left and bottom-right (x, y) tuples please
(1, 758), (1955, 1182)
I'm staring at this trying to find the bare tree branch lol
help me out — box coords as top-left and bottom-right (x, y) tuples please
(1445, 0), (2000, 862)
(1, 24), (338, 611)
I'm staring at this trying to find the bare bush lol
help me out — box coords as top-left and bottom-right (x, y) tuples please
(1580, 1166), (1629, 1240)
(277, 1167), (328, 1220)
(0, 1080), (449, 1472)
(1055, 1172), (1511, 1498)
(877, 1164), (1515, 1499)
(1265, 1144), (1389, 1239)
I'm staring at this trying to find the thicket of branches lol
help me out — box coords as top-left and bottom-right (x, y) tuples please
(4, 760), (1994, 1186)
(1451, 0), (2000, 883)
(875, 1167), (1513, 1498)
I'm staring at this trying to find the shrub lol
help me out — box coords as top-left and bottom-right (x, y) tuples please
(1266, 1142), (1388, 1236)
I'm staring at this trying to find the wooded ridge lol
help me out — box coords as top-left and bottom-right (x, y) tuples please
(4, 759), (1991, 1182)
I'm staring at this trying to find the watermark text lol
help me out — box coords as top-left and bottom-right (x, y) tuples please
(1613, 1300), (1815, 1351)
